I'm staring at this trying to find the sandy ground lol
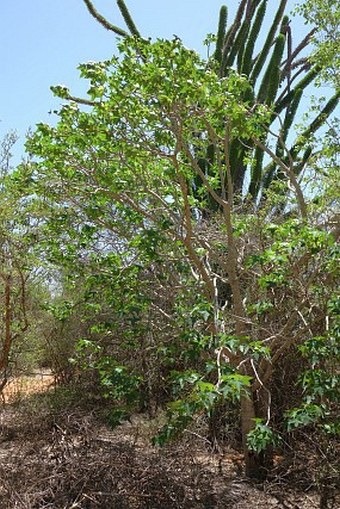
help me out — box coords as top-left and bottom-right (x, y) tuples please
(1, 371), (55, 404)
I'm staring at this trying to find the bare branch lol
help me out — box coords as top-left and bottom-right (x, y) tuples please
(282, 28), (316, 74)
(68, 94), (98, 107)
(252, 137), (308, 219)
(177, 171), (215, 301)
(220, 125), (248, 340)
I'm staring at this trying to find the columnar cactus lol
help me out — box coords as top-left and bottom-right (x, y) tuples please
(82, 0), (339, 204)
(216, 0), (339, 200)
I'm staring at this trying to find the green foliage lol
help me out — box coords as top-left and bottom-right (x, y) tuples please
(81, 0), (339, 203)
(297, 0), (340, 89)
(43, 300), (75, 322)
(247, 419), (281, 453)
(286, 403), (326, 431)
(98, 358), (142, 404)
(286, 293), (340, 435)
(0, 133), (42, 384)
(219, 374), (252, 399)
(154, 370), (251, 446)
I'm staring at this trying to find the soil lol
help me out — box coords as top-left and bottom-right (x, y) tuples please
(0, 375), (338, 509)
(1, 371), (55, 404)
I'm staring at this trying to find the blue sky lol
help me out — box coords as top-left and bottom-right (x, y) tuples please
(1, 1), (310, 164)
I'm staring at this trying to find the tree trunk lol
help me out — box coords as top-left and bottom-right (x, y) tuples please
(255, 385), (274, 472)
(0, 275), (12, 392)
(240, 391), (272, 479)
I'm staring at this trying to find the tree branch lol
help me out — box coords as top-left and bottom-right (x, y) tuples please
(252, 137), (308, 219)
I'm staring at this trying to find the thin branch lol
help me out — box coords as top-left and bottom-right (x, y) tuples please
(252, 137), (308, 219)
(221, 125), (247, 337)
(282, 28), (316, 73)
(200, 116), (227, 201)
(180, 144), (226, 208)
(68, 94), (98, 107)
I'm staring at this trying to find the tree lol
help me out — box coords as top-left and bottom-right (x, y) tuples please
(297, 0), (340, 90)
(0, 134), (31, 391)
(80, 0), (339, 203)
(23, 36), (339, 478)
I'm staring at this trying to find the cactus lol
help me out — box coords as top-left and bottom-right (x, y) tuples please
(81, 0), (338, 204)
(211, 0), (337, 201)
(249, 146), (265, 197)
(225, 20), (251, 70)
(275, 66), (319, 115)
(257, 34), (286, 104)
(117, 0), (141, 37)
(220, 0), (248, 73)
(281, 89), (303, 144)
(241, 0), (267, 76)
(81, 0), (140, 37)
(214, 6), (228, 64)
(250, 0), (287, 83)
(82, 0), (128, 36)
(236, 21), (251, 71)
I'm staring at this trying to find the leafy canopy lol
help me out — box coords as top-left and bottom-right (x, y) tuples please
(27, 37), (268, 232)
